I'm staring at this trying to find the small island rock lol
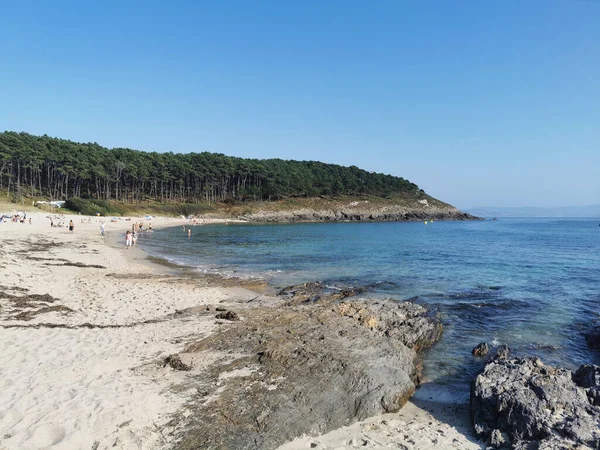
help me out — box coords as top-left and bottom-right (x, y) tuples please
(472, 342), (489, 357)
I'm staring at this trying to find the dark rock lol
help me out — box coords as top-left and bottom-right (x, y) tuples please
(472, 342), (489, 357)
(471, 357), (600, 449)
(170, 297), (442, 449)
(573, 364), (600, 406)
(163, 354), (191, 371)
(215, 306), (226, 311)
(215, 310), (239, 321)
(494, 344), (510, 360)
(585, 324), (600, 349)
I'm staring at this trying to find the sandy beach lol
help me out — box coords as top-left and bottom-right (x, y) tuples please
(0, 211), (481, 450)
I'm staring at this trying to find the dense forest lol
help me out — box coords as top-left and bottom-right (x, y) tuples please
(0, 131), (421, 203)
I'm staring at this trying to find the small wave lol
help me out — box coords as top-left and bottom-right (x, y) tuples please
(147, 253), (195, 269)
(192, 266), (264, 280)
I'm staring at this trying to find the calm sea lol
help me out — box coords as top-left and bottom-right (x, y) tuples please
(138, 218), (600, 402)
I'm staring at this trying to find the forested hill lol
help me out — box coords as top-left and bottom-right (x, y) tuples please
(0, 131), (421, 203)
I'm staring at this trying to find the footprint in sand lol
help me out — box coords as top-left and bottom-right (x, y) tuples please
(0, 410), (23, 429)
(30, 424), (65, 447)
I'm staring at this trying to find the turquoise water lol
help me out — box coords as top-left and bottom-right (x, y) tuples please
(138, 218), (600, 402)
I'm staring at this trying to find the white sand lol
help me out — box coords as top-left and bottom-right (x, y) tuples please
(0, 212), (255, 449)
(0, 210), (482, 450)
(278, 400), (483, 450)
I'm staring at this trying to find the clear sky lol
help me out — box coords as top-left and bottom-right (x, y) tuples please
(1, 0), (598, 208)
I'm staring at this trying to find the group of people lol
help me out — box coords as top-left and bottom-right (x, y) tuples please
(48, 214), (68, 228)
(1, 214), (31, 224)
(134, 221), (152, 233)
(182, 225), (192, 236)
(124, 221), (153, 248)
(124, 229), (137, 249)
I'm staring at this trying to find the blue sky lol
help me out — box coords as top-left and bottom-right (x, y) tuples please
(1, 0), (598, 208)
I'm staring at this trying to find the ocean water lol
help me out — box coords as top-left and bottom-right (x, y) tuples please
(138, 218), (600, 402)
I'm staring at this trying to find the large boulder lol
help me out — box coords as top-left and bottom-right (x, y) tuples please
(471, 357), (600, 449)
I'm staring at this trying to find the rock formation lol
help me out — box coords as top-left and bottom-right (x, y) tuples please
(240, 205), (479, 223)
(472, 342), (489, 357)
(471, 357), (600, 449)
(169, 284), (442, 449)
(494, 344), (510, 360)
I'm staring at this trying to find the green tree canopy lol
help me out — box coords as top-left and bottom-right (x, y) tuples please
(0, 131), (420, 203)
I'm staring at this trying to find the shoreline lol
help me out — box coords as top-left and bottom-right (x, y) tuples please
(0, 212), (482, 450)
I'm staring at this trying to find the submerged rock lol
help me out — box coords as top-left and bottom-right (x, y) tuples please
(277, 281), (364, 305)
(170, 291), (442, 450)
(472, 342), (489, 357)
(471, 357), (600, 449)
(585, 324), (600, 349)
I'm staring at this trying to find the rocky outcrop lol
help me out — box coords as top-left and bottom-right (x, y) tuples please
(494, 344), (510, 360)
(573, 365), (600, 407)
(472, 342), (489, 357)
(471, 357), (600, 449)
(169, 285), (442, 449)
(240, 206), (480, 223)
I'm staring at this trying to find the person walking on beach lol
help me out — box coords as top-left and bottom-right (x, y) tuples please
(69, 220), (74, 233)
(125, 230), (132, 249)
(100, 223), (105, 236)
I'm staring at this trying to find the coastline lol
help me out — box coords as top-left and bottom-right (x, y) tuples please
(0, 212), (481, 450)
